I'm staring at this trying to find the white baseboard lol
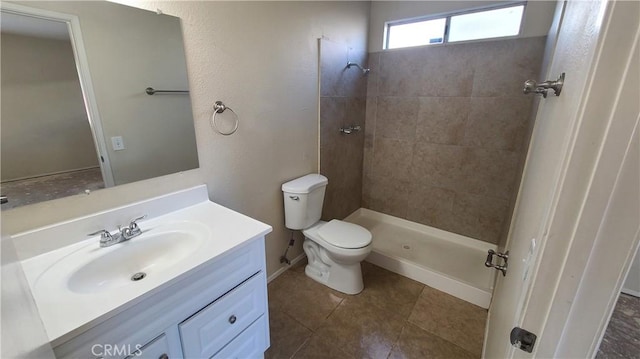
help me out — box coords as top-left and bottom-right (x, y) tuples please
(621, 288), (640, 298)
(267, 253), (306, 283)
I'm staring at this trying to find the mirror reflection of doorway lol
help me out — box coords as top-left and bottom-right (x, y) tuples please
(0, 12), (105, 209)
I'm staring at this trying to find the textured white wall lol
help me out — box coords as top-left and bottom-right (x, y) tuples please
(3, 1), (370, 277)
(368, 0), (557, 52)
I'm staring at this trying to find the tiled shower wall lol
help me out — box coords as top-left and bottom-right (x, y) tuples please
(319, 39), (367, 220)
(363, 37), (546, 244)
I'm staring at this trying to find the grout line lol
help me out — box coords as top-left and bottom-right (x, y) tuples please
(288, 335), (313, 359)
(386, 322), (409, 359)
(408, 318), (484, 358)
(281, 309), (316, 334)
(321, 295), (347, 327)
(405, 286), (424, 321)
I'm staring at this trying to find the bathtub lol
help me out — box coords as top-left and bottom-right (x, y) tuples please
(345, 208), (497, 308)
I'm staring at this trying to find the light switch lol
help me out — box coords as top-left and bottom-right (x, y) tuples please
(111, 136), (125, 151)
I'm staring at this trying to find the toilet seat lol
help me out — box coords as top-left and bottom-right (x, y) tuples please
(317, 219), (372, 249)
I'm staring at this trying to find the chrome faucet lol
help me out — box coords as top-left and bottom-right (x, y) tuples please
(88, 215), (147, 247)
(120, 215), (146, 240)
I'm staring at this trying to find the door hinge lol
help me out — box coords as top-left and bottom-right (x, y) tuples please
(510, 327), (537, 353)
(485, 249), (509, 276)
(101, 156), (105, 163)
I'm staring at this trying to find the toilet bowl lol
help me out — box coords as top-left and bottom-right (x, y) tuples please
(281, 174), (372, 294)
(302, 220), (372, 294)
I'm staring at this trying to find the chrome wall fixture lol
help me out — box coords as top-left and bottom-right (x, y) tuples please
(523, 73), (565, 98)
(339, 125), (361, 134)
(211, 100), (239, 136)
(145, 87), (189, 95)
(346, 62), (370, 75)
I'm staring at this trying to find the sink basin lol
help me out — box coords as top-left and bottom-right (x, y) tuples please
(34, 221), (208, 294)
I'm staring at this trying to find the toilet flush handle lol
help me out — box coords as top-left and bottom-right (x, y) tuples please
(289, 196), (300, 201)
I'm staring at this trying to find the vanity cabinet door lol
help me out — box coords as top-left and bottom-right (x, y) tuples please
(179, 272), (266, 358)
(126, 333), (171, 359)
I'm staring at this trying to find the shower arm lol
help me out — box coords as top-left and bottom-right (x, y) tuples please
(346, 62), (370, 75)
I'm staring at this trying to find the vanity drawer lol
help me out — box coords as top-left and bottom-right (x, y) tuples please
(179, 272), (266, 358)
(126, 333), (170, 359)
(212, 315), (268, 359)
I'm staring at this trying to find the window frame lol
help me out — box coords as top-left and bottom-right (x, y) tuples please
(383, 2), (527, 50)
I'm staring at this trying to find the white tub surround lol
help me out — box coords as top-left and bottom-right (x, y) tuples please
(345, 208), (496, 308)
(14, 185), (272, 358)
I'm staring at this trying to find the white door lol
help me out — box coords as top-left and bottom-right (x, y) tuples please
(482, 0), (616, 357)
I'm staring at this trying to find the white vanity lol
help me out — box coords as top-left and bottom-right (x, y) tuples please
(13, 185), (272, 359)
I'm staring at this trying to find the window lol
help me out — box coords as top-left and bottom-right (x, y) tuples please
(386, 18), (446, 49)
(384, 3), (526, 50)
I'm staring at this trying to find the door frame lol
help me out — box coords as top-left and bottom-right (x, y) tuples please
(1, 2), (116, 187)
(486, 1), (640, 358)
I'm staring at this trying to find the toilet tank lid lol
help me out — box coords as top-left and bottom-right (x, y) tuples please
(282, 174), (328, 194)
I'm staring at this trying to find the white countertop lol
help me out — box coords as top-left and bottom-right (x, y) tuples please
(16, 187), (271, 345)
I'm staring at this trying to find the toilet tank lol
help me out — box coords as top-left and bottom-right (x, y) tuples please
(281, 174), (328, 230)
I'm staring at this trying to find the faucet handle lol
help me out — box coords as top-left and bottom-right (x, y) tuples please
(127, 215), (147, 237)
(129, 215), (147, 229)
(88, 229), (113, 240)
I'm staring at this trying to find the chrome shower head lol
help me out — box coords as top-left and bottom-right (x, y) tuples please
(346, 62), (370, 76)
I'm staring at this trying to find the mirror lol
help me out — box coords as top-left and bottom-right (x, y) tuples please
(0, 1), (199, 210)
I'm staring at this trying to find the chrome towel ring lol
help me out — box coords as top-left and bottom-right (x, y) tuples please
(211, 100), (239, 136)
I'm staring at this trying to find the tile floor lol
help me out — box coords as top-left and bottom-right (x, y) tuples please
(266, 260), (487, 359)
(596, 293), (640, 358)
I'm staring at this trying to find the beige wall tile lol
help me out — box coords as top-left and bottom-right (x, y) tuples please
(410, 143), (466, 191)
(460, 147), (519, 200)
(406, 184), (456, 227)
(320, 96), (345, 145)
(446, 192), (509, 243)
(416, 97), (470, 145)
(320, 39), (367, 97)
(463, 97), (534, 151)
(366, 52), (381, 97)
(362, 174), (409, 218)
(378, 48), (423, 97)
(361, 37), (544, 244)
(371, 137), (414, 181)
(375, 96), (419, 140)
(418, 45), (474, 97)
(346, 96), (367, 126)
(471, 36), (546, 97)
(320, 39), (347, 97)
(365, 97), (377, 147)
(320, 39), (367, 220)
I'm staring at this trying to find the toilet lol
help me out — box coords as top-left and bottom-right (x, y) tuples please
(281, 173), (372, 294)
